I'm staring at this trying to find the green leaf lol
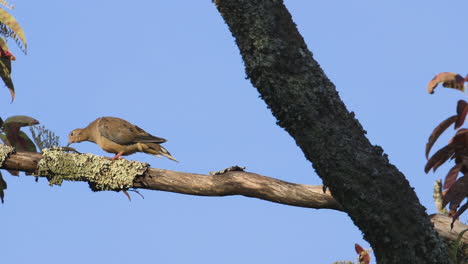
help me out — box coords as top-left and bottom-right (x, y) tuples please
(2, 116), (39, 152)
(0, 55), (13, 101)
(0, 7), (26, 53)
(0, 171), (6, 203)
(450, 228), (468, 263)
(17, 131), (36, 152)
(4, 115), (39, 126)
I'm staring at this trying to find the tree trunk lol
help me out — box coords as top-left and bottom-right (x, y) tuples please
(214, 0), (449, 262)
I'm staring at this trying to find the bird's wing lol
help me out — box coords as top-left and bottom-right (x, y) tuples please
(133, 126), (167, 143)
(97, 117), (166, 145)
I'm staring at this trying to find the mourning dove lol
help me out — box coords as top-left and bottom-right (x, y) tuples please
(67, 117), (177, 161)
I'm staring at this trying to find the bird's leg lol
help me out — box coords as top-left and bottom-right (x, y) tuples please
(110, 152), (124, 160)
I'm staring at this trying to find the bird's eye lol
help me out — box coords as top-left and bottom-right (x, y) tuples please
(70, 132), (74, 136)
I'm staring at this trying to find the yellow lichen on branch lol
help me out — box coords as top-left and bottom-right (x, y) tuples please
(35, 148), (149, 191)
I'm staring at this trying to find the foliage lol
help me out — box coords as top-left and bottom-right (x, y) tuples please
(0, 0), (27, 101)
(332, 243), (371, 264)
(425, 72), (468, 227)
(450, 228), (468, 264)
(29, 125), (60, 150)
(0, 115), (59, 202)
(427, 72), (468, 95)
(355, 244), (371, 264)
(0, 170), (5, 203)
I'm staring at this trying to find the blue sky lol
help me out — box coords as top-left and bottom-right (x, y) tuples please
(2, 1), (468, 263)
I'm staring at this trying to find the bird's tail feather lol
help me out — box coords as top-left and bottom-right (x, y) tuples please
(146, 143), (178, 162)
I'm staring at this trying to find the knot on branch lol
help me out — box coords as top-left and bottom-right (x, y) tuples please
(209, 165), (246, 175)
(35, 148), (149, 191)
(0, 144), (14, 166)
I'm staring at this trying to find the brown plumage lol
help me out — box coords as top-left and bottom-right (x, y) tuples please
(67, 117), (177, 161)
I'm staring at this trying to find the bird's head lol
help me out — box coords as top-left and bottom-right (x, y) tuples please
(67, 129), (86, 146)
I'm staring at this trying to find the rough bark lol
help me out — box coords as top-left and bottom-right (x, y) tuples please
(213, 0), (449, 263)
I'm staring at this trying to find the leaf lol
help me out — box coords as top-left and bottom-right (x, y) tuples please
(0, 7), (26, 53)
(29, 125), (60, 151)
(455, 100), (468, 129)
(443, 176), (468, 209)
(444, 163), (463, 190)
(4, 115), (39, 126)
(0, 54), (13, 101)
(451, 202), (468, 230)
(0, 37), (14, 61)
(16, 131), (36, 152)
(427, 72), (466, 94)
(2, 115), (39, 152)
(355, 243), (365, 254)
(355, 243), (370, 264)
(450, 129), (468, 145)
(0, 171), (5, 203)
(425, 115), (457, 158)
(0, 37), (14, 101)
(425, 143), (457, 173)
(450, 228), (468, 262)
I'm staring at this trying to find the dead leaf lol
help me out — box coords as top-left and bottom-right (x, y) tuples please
(427, 72), (466, 94)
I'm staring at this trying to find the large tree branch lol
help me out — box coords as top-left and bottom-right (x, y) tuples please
(214, 0), (449, 262)
(5, 150), (468, 246)
(3, 150), (341, 211)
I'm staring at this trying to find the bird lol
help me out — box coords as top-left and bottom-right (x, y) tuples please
(67, 117), (177, 161)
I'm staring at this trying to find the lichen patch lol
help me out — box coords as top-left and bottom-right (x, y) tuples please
(35, 148), (149, 191)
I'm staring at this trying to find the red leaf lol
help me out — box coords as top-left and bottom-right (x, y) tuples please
(426, 115), (457, 158)
(427, 72), (466, 94)
(450, 129), (468, 145)
(451, 201), (468, 229)
(444, 163), (463, 190)
(455, 100), (468, 129)
(355, 243), (365, 254)
(425, 144), (457, 173)
(355, 243), (370, 264)
(443, 176), (468, 209)
(0, 45), (15, 61)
